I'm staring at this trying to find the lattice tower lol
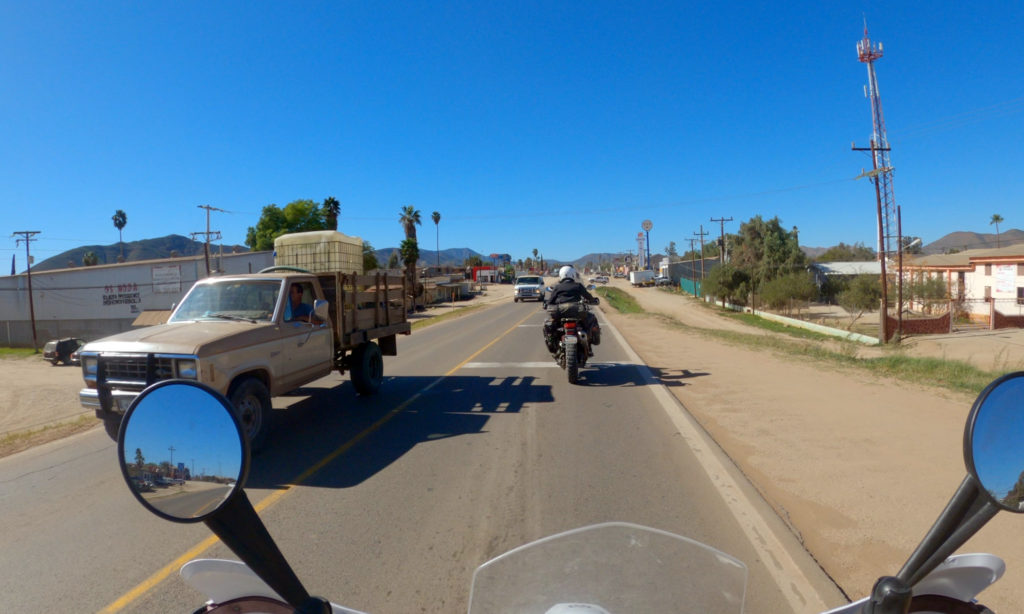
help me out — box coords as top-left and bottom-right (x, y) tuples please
(857, 26), (898, 261)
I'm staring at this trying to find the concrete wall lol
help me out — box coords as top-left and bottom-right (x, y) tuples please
(1, 251), (273, 347)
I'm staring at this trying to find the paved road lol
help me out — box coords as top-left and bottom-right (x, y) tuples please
(0, 298), (844, 613)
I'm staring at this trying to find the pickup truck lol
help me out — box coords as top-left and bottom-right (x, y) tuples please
(79, 269), (410, 449)
(513, 275), (546, 302)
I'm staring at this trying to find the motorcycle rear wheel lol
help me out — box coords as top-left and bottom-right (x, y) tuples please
(565, 341), (578, 384)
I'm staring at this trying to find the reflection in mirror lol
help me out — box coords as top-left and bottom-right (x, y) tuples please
(120, 382), (246, 522)
(969, 373), (1024, 513)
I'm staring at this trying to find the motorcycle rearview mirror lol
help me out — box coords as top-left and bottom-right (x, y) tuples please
(118, 380), (247, 521)
(863, 371), (1024, 613)
(118, 380), (330, 614)
(965, 371), (1024, 513)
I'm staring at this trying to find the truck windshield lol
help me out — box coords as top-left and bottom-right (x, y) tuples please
(169, 281), (281, 323)
(516, 277), (541, 285)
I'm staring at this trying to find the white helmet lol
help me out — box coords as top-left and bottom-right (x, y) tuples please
(558, 265), (578, 281)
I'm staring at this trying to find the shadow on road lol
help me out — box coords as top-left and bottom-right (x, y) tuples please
(646, 367), (710, 388)
(568, 361), (652, 387)
(246, 374), (552, 490)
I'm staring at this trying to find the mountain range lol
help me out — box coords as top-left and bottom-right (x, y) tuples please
(28, 229), (1024, 273)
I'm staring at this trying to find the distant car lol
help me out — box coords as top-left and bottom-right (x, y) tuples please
(613, 272), (626, 279)
(42, 338), (86, 366)
(513, 275), (546, 302)
(595, 275), (609, 284)
(654, 276), (674, 287)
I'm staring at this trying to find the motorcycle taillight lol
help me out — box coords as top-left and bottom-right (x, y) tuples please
(564, 322), (577, 331)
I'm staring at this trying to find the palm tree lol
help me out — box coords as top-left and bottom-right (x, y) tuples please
(991, 214), (1005, 248)
(399, 206), (422, 308)
(83, 251), (98, 266)
(399, 205), (421, 241)
(323, 197), (341, 230)
(431, 211), (441, 269)
(112, 210), (127, 259)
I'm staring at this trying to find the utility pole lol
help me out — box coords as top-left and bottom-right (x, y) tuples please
(694, 225), (709, 295)
(12, 231), (40, 351)
(194, 205), (224, 276)
(710, 216), (733, 263)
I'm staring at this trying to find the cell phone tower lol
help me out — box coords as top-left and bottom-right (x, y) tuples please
(852, 21), (898, 341)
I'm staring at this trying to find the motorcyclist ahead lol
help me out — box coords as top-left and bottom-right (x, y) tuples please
(543, 265), (601, 354)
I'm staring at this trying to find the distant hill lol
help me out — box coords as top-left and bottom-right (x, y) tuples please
(35, 235), (248, 271)
(922, 229), (1024, 254)
(801, 246), (830, 259)
(375, 247), (487, 268)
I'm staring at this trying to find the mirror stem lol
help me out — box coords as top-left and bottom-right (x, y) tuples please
(204, 490), (312, 609)
(897, 474), (998, 586)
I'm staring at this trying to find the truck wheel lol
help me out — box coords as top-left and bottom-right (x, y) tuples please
(351, 342), (384, 395)
(230, 378), (271, 452)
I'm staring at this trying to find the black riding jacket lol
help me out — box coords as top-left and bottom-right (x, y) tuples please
(547, 279), (595, 305)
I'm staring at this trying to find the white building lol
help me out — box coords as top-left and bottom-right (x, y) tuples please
(903, 244), (1024, 321)
(1, 251), (273, 347)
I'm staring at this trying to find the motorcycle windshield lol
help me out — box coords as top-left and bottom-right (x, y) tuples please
(467, 523), (747, 614)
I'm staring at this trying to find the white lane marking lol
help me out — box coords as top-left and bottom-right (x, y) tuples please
(602, 315), (830, 612)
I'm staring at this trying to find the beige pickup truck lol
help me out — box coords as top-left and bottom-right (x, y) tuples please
(79, 269), (409, 449)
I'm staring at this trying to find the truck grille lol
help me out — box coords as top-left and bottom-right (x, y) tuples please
(103, 356), (175, 382)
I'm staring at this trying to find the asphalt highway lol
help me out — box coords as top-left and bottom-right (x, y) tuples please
(0, 299), (845, 613)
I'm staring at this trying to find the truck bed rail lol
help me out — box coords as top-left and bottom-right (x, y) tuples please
(318, 272), (411, 349)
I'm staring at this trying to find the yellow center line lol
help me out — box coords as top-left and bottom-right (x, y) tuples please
(99, 309), (536, 613)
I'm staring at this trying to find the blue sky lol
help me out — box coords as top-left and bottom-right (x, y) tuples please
(3, 2), (1022, 271)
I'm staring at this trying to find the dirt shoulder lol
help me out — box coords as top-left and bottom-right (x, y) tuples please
(600, 279), (1022, 610)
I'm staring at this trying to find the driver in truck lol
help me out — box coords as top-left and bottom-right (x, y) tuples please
(286, 283), (318, 323)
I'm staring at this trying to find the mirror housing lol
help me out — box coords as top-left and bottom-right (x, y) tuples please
(965, 371), (1024, 513)
(118, 380), (249, 523)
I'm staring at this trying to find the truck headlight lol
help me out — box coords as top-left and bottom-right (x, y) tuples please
(176, 359), (198, 379)
(83, 357), (98, 376)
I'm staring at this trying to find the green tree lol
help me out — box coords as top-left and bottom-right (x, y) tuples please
(83, 251), (99, 266)
(465, 255), (483, 268)
(816, 242), (875, 262)
(362, 240), (379, 272)
(134, 448), (145, 471)
(112, 209), (127, 259)
(431, 211), (441, 269)
(665, 241), (678, 262)
(991, 213), (1005, 248)
(703, 262), (750, 307)
(398, 206), (422, 301)
(387, 251), (400, 269)
(838, 274), (882, 329)
(399, 238), (419, 270)
(729, 216), (805, 290)
(323, 196), (341, 231)
(399, 205), (421, 241)
(759, 271), (818, 314)
(245, 199), (328, 251)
